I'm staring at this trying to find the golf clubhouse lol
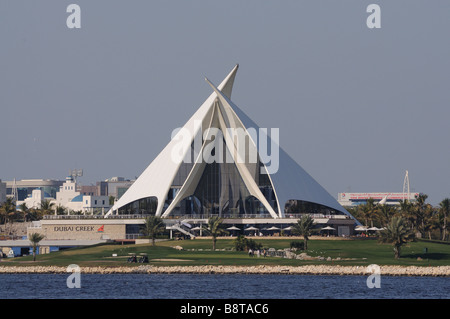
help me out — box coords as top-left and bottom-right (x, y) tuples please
(3, 65), (359, 256)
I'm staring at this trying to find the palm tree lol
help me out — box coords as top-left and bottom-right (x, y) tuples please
(204, 216), (228, 251)
(356, 204), (370, 227)
(366, 198), (377, 227)
(18, 203), (29, 222)
(55, 205), (67, 216)
(379, 216), (415, 259)
(413, 193), (428, 237)
(29, 208), (44, 221)
(40, 200), (55, 216)
(439, 198), (450, 241)
(398, 199), (413, 223)
(28, 232), (45, 261)
(377, 204), (397, 225)
(1, 198), (17, 224)
(291, 214), (315, 250)
(423, 204), (437, 240)
(141, 216), (166, 246)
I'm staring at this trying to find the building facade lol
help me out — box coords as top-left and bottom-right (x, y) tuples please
(0, 179), (6, 204)
(337, 192), (419, 207)
(108, 65), (358, 224)
(52, 176), (110, 214)
(5, 179), (64, 201)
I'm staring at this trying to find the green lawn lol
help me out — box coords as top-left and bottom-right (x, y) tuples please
(2, 238), (450, 267)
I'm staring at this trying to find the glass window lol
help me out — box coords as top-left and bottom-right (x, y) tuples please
(118, 197), (158, 215)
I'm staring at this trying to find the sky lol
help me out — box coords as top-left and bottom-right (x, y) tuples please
(1, 1), (450, 205)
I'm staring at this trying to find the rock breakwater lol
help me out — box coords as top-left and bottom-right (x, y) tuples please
(1, 265), (449, 276)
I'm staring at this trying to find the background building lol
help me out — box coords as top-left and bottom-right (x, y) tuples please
(102, 177), (134, 200)
(338, 192), (419, 207)
(53, 176), (110, 214)
(79, 185), (98, 196)
(0, 179), (6, 204)
(21, 189), (47, 209)
(5, 179), (64, 201)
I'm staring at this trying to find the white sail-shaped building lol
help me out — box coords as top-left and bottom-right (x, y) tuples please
(107, 65), (357, 223)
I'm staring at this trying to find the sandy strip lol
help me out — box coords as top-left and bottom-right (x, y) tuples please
(0, 265), (449, 276)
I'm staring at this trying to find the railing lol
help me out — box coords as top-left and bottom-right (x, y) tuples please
(178, 213), (351, 220)
(170, 223), (196, 239)
(42, 213), (351, 220)
(43, 214), (148, 220)
(125, 233), (141, 240)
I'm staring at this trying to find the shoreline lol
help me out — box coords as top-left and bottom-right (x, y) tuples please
(1, 265), (449, 276)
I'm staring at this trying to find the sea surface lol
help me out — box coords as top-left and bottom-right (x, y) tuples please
(0, 274), (449, 299)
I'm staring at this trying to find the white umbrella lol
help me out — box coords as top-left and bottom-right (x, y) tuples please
(226, 226), (240, 231)
(321, 226), (335, 230)
(355, 226), (368, 231)
(244, 226), (258, 231)
(267, 226), (281, 231)
(282, 226), (293, 231)
(368, 227), (382, 231)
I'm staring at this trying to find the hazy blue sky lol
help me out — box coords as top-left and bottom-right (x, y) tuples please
(1, 1), (449, 205)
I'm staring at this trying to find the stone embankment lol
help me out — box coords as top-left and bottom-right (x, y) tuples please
(1, 265), (449, 276)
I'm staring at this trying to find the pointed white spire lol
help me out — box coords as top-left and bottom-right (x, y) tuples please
(219, 64), (238, 99)
(106, 65), (241, 217)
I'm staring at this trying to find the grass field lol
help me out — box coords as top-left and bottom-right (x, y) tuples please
(1, 237), (450, 268)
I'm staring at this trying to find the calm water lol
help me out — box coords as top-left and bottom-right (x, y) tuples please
(0, 274), (449, 299)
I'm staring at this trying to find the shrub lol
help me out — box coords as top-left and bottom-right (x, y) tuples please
(290, 241), (305, 251)
(233, 235), (263, 251)
(233, 235), (248, 251)
(246, 238), (262, 251)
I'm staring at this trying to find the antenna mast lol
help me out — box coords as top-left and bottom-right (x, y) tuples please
(70, 169), (83, 184)
(402, 170), (410, 201)
(11, 178), (18, 203)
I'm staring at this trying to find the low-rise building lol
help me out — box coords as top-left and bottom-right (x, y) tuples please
(0, 179), (6, 204)
(5, 179), (63, 201)
(338, 192), (419, 207)
(65, 194), (110, 214)
(52, 176), (110, 214)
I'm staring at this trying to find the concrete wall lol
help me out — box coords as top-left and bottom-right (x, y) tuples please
(27, 220), (129, 240)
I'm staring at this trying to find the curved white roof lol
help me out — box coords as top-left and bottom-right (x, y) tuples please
(107, 65), (357, 222)
(108, 65), (239, 216)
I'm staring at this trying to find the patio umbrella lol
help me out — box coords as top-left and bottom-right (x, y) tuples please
(267, 226), (281, 231)
(244, 226), (259, 231)
(321, 226), (335, 236)
(226, 226), (240, 231)
(282, 226), (292, 231)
